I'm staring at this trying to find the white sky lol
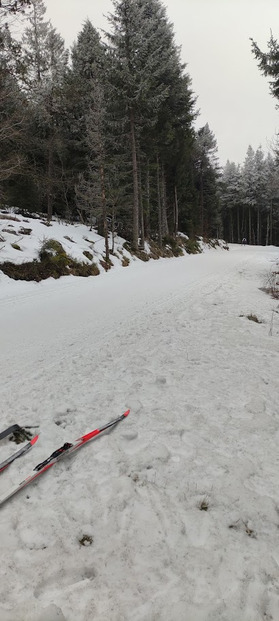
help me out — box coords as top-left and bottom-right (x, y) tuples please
(44, 0), (279, 166)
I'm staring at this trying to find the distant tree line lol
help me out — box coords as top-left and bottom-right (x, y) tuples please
(220, 31), (279, 247)
(0, 0), (279, 254)
(221, 146), (279, 245)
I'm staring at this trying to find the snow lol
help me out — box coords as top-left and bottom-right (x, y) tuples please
(0, 210), (134, 275)
(0, 224), (279, 620)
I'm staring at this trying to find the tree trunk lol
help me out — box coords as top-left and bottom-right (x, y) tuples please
(265, 213), (270, 246)
(101, 164), (109, 264)
(138, 160), (145, 249)
(270, 200), (273, 245)
(237, 207), (240, 243)
(145, 160), (150, 239)
(161, 165), (168, 238)
(157, 155), (162, 248)
(129, 108), (139, 250)
(111, 206), (116, 254)
(200, 168), (204, 236)
(47, 140), (53, 221)
(249, 207), (252, 244)
(230, 211), (234, 243)
(174, 185), (178, 237)
(257, 207), (260, 245)
(241, 206), (245, 238)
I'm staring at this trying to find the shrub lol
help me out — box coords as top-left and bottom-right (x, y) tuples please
(0, 258), (100, 281)
(0, 260), (51, 281)
(38, 238), (66, 262)
(122, 256), (130, 267)
(83, 250), (93, 261)
(71, 262), (99, 277)
(0, 238), (100, 281)
(183, 238), (201, 254)
(0, 214), (20, 222)
(263, 267), (279, 299)
(134, 249), (150, 262)
(38, 239), (71, 276)
(247, 313), (262, 324)
(3, 228), (18, 235)
(163, 235), (177, 251)
(19, 227), (32, 235)
(163, 235), (184, 257)
(123, 241), (131, 253)
(99, 257), (113, 271)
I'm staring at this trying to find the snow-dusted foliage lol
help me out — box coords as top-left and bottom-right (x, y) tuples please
(221, 147), (279, 245)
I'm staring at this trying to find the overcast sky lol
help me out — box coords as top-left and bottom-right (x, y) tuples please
(44, 0), (279, 166)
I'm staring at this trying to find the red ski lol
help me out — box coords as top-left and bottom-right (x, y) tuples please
(0, 410), (130, 507)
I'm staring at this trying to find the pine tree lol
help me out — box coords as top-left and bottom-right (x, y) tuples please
(0, 22), (28, 197)
(254, 147), (268, 244)
(69, 20), (112, 261)
(146, 61), (196, 244)
(221, 161), (243, 242)
(251, 34), (279, 104)
(265, 152), (279, 245)
(21, 0), (68, 218)
(220, 146), (279, 246)
(241, 145), (257, 243)
(194, 123), (220, 236)
(106, 0), (190, 250)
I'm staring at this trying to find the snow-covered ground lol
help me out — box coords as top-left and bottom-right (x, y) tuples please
(0, 242), (279, 621)
(0, 209), (227, 281)
(0, 210), (134, 274)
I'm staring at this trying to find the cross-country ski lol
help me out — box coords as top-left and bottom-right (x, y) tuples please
(0, 411), (129, 506)
(0, 434), (39, 473)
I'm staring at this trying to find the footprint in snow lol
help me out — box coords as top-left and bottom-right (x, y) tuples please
(38, 604), (66, 621)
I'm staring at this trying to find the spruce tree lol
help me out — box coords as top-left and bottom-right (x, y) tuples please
(106, 0), (191, 250)
(221, 161), (243, 242)
(0, 22), (28, 197)
(265, 152), (279, 245)
(69, 20), (112, 261)
(241, 146), (257, 243)
(21, 0), (68, 219)
(253, 147), (268, 244)
(251, 34), (279, 104)
(194, 123), (220, 236)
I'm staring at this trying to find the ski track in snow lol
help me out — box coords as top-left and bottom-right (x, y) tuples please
(0, 245), (279, 621)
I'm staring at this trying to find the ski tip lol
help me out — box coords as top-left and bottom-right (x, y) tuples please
(123, 409), (130, 418)
(30, 434), (39, 446)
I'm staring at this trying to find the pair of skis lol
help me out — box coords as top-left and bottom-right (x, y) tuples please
(0, 410), (130, 507)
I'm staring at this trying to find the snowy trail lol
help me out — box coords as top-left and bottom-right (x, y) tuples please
(0, 245), (279, 621)
(0, 245), (268, 370)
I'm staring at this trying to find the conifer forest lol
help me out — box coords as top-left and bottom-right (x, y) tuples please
(1, 0), (279, 251)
